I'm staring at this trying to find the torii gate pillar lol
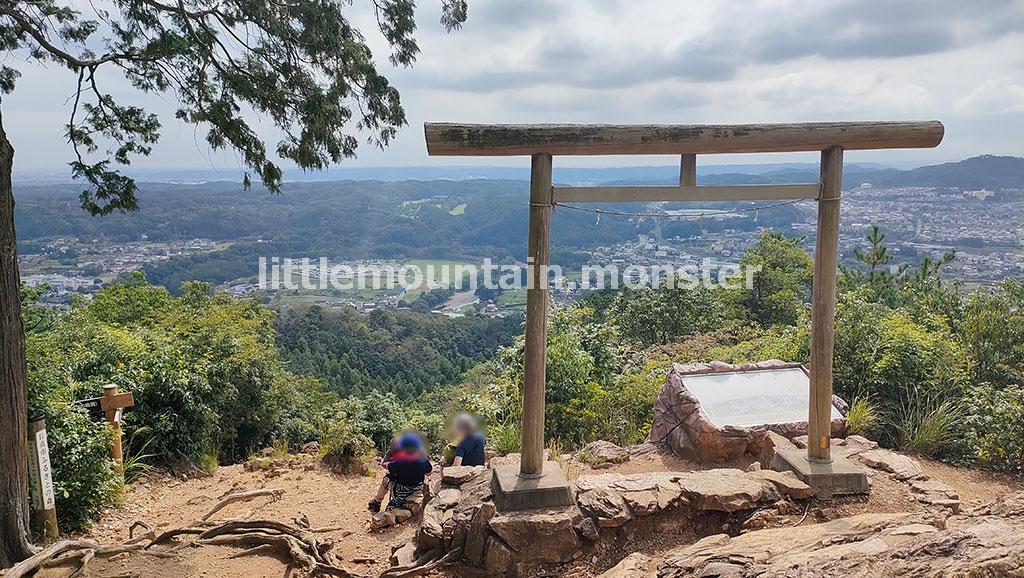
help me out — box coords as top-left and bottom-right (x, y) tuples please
(491, 152), (576, 511)
(808, 146), (842, 462)
(521, 153), (553, 476)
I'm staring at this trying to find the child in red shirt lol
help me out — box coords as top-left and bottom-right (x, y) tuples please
(368, 432), (432, 516)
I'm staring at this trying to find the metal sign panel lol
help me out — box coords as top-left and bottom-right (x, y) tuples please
(72, 396), (105, 417)
(683, 367), (841, 428)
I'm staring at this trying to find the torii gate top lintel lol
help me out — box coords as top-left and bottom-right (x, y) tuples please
(425, 121), (944, 156)
(423, 120), (944, 484)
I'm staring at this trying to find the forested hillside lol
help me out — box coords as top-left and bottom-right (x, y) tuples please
(274, 305), (520, 398)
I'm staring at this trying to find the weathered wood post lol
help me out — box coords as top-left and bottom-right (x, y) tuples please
(807, 145), (843, 463)
(101, 384), (129, 475)
(26, 417), (58, 539)
(521, 153), (553, 477)
(679, 153), (696, 187)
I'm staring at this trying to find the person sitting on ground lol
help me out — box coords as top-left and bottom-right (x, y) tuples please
(450, 413), (486, 467)
(367, 432), (432, 528)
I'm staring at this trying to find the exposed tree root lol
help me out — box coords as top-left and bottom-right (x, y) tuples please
(146, 519), (368, 578)
(294, 513), (355, 536)
(379, 548), (462, 578)
(6, 540), (148, 578)
(68, 548), (94, 578)
(127, 521), (156, 542)
(201, 488), (284, 521)
(7, 486), (414, 578)
(226, 543), (279, 559)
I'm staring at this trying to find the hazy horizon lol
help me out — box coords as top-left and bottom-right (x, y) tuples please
(14, 155), (1012, 185)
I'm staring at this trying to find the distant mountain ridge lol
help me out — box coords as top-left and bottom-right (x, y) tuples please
(596, 155), (1023, 190)
(12, 161), (892, 185)
(867, 155), (1024, 189)
(14, 155), (1022, 190)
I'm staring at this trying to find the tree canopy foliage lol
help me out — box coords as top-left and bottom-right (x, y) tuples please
(0, 0), (467, 207)
(274, 303), (519, 398)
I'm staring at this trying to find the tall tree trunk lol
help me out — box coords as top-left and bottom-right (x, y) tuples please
(0, 107), (35, 568)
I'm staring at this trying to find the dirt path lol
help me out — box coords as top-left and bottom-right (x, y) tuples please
(51, 454), (414, 577)
(24, 448), (1023, 578)
(915, 455), (1024, 507)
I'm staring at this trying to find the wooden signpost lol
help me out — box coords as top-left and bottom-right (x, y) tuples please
(72, 384), (135, 475)
(425, 121), (944, 505)
(26, 418), (58, 539)
(101, 384), (134, 475)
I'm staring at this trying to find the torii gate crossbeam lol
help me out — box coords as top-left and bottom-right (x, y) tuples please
(424, 121), (943, 508)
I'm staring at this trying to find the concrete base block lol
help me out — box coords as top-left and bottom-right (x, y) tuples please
(491, 461), (575, 511)
(771, 448), (869, 498)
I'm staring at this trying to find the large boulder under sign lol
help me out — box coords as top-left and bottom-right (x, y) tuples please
(648, 361), (848, 463)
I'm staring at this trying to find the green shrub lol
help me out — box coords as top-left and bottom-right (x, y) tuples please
(959, 282), (1024, 387)
(598, 362), (666, 446)
(488, 422), (521, 456)
(319, 418), (373, 475)
(834, 298), (968, 414)
(268, 372), (355, 448)
(888, 395), (964, 455)
(358, 391), (408, 452)
(26, 279), (284, 468)
(845, 396), (880, 437)
(31, 404), (118, 532)
(956, 385), (1024, 473)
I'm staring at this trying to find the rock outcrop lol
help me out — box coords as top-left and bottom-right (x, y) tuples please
(658, 492), (1024, 577)
(397, 464), (811, 576)
(647, 361), (847, 463)
(819, 435), (962, 513)
(395, 433), (979, 576)
(578, 440), (630, 467)
(599, 553), (655, 577)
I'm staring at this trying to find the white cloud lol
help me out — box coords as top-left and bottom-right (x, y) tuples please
(955, 78), (1024, 114)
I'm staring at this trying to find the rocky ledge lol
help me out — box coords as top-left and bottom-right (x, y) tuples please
(395, 435), (968, 576)
(657, 492), (1024, 577)
(396, 465), (812, 576)
(791, 434), (961, 512)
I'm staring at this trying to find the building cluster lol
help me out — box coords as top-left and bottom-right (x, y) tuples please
(18, 183), (1024, 310)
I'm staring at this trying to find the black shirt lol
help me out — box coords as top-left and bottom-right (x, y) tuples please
(386, 455), (432, 487)
(455, 432), (487, 466)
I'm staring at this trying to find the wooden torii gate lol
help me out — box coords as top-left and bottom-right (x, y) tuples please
(424, 121), (944, 506)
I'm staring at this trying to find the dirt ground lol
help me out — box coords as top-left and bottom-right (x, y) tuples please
(19, 448), (1024, 578)
(34, 454), (413, 578)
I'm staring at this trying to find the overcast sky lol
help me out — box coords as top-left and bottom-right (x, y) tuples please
(4, 0), (1024, 176)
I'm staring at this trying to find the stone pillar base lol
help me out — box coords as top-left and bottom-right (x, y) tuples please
(491, 461), (575, 511)
(772, 447), (869, 498)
